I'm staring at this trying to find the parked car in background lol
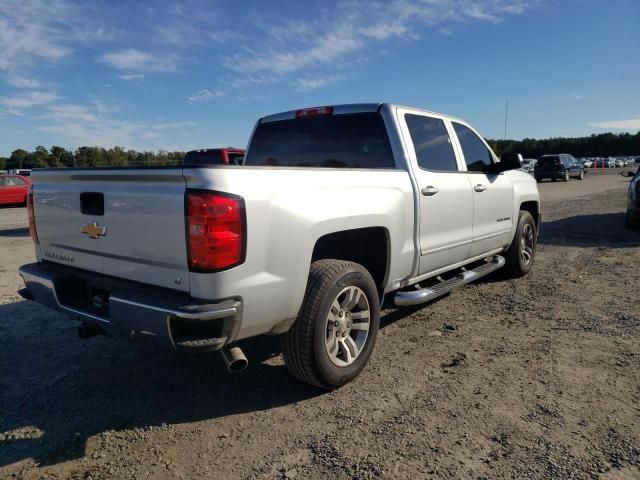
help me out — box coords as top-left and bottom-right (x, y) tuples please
(9, 168), (32, 177)
(593, 158), (611, 168)
(623, 167), (640, 229)
(581, 159), (593, 168)
(0, 174), (32, 206)
(534, 154), (585, 182)
(183, 148), (245, 166)
(521, 158), (537, 173)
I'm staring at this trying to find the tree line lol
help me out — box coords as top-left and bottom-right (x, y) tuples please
(1, 131), (639, 170)
(488, 131), (640, 158)
(0, 146), (184, 170)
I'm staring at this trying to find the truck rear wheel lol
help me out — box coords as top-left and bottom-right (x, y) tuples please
(503, 211), (537, 278)
(281, 259), (380, 389)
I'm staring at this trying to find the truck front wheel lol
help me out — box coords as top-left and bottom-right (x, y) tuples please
(281, 259), (380, 389)
(503, 211), (537, 278)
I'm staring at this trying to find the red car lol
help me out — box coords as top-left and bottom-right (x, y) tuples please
(183, 148), (245, 166)
(0, 174), (32, 206)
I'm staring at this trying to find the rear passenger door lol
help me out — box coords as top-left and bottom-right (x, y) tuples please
(451, 122), (514, 257)
(399, 110), (474, 275)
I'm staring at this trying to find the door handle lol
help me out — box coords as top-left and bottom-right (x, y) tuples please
(421, 186), (439, 196)
(474, 184), (487, 192)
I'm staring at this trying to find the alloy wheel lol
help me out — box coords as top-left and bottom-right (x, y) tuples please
(324, 286), (371, 367)
(520, 223), (535, 265)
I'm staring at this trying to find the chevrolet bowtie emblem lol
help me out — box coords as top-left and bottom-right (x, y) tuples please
(81, 222), (107, 239)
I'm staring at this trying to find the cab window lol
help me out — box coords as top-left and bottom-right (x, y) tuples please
(405, 114), (458, 172)
(452, 122), (494, 172)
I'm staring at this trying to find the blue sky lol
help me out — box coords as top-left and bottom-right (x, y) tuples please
(0, 0), (639, 156)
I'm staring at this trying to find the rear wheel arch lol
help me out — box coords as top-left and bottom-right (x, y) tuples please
(310, 227), (390, 300)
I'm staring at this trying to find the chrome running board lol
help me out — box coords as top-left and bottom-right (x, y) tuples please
(394, 255), (505, 307)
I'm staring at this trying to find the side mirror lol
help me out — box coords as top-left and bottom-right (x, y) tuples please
(485, 153), (523, 174)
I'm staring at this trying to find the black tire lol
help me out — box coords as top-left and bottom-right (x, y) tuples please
(625, 210), (639, 230)
(551, 177), (557, 182)
(281, 259), (380, 389)
(535, 177), (542, 183)
(577, 170), (584, 180)
(562, 171), (570, 182)
(503, 211), (537, 278)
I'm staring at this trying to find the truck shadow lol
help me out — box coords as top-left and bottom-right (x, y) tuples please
(539, 212), (639, 248)
(0, 299), (432, 468)
(0, 301), (319, 467)
(0, 227), (29, 238)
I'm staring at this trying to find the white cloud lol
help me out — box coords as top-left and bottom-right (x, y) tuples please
(209, 30), (244, 44)
(44, 104), (99, 122)
(98, 49), (176, 73)
(151, 121), (197, 130)
(37, 101), (197, 149)
(0, 91), (60, 114)
(187, 89), (224, 103)
(223, 30), (361, 75)
(6, 75), (43, 88)
(119, 74), (145, 81)
(39, 120), (143, 148)
(0, 0), (72, 72)
(294, 74), (346, 91)
(588, 119), (640, 130)
(223, 0), (536, 76)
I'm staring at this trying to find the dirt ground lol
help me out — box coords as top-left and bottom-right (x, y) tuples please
(1, 171), (639, 480)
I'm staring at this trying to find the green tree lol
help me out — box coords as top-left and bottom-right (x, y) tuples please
(32, 145), (50, 167)
(9, 149), (31, 169)
(50, 146), (74, 167)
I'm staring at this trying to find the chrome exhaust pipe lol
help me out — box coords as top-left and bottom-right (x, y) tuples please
(220, 345), (248, 374)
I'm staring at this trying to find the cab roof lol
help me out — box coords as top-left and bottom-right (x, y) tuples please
(259, 103), (464, 124)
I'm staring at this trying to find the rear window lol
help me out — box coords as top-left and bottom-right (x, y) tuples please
(6, 176), (26, 185)
(228, 153), (244, 165)
(183, 150), (224, 166)
(244, 113), (395, 169)
(539, 156), (559, 166)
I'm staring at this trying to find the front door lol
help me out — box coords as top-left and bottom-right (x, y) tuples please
(451, 122), (514, 257)
(399, 111), (474, 275)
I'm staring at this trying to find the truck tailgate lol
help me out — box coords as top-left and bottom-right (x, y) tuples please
(32, 168), (190, 292)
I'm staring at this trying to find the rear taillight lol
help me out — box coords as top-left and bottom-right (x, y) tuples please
(27, 188), (38, 244)
(186, 191), (245, 272)
(295, 106), (333, 118)
(555, 159), (562, 167)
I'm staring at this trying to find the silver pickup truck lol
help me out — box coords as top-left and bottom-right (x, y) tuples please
(19, 103), (540, 389)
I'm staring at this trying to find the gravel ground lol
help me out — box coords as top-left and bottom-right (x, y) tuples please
(0, 205), (28, 234)
(0, 171), (639, 480)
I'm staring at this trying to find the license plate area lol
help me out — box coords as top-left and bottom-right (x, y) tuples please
(54, 275), (111, 318)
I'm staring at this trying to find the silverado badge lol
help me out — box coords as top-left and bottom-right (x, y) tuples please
(81, 222), (107, 239)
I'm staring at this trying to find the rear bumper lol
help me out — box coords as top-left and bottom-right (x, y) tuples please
(18, 262), (242, 352)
